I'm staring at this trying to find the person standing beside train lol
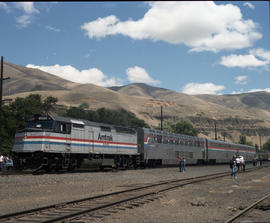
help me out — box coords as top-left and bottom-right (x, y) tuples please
(236, 156), (241, 172)
(231, 155), (237, 179)
(178, 156), (183, 172)
(242, 157), (245, 171)
(239, 156), (244, 171)
(182, 157), (186, 172)
(0, 153), (3, 172)
(229, 156), (233, 177)
(252, 157), (256, 166)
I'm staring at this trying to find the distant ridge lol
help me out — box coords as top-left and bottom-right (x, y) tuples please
(2, 62), (270, 145)
(197, 91), (270, 110)
(109, 83), (172, 98)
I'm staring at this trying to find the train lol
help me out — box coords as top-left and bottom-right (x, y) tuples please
(12, 114), (256, 171)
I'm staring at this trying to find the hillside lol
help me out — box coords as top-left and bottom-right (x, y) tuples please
(197, 92), (270, 110)
(2, 62), (270, 146)
(3, 62), (79, 96)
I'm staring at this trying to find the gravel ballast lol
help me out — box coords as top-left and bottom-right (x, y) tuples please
(1, 164), (269, 223)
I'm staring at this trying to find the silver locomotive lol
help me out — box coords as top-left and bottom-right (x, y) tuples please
(13, 114), (256, 171)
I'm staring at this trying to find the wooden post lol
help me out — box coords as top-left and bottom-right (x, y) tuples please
(161, 106), (163, 131)
(0, 56), (3, 153)
(214, 121), (217, 140)
(0, 56), (3, 114)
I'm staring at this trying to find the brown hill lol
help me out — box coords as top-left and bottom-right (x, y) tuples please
(2, 62), (78, 96)
(2, 62), (270, 146)
(197, 92), (270, 110)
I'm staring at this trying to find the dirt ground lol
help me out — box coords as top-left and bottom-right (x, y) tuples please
(1, 165), (269, 223)
(88, 167), (270, 223)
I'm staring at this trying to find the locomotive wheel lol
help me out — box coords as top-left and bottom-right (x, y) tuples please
(67, 162), (76, 171)
(45, 164), (53, 173)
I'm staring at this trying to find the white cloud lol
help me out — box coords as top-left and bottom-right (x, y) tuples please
(220, 54), (269, 68)
(231, 89), (244, 94)
(248, 88), (270, 93)
(46, 25), (61, 32)
(235, 75), (248, 85)
(249, 48), (270, 61)
(14, 2), (39, 14)
(16, 15), (32, 28)
(81, 15), (119, 39)
(243, 2), (255, 10)
(26, 64), (123, 87)
(182, 82), (225, 95)
(232, 88), (270, 94)
(81, 2), (261, 52)
(13, 2), (39, 27)
(126, 66), (160, 85)
(0, 2), (10, 12)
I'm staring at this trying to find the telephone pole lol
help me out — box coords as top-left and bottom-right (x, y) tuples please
(0, 56), (3, 116)
(259, 133), (262, 150)
(0, 56), (10, 153)
(0, 56), (4, 153)
(160, 106), (163, 131)
(214, 121), (217, 140)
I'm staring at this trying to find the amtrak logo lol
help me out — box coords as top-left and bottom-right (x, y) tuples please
(98, 133), (113, 141)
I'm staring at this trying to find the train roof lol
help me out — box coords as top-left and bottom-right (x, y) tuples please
(33, 113), (136, 132)
(143, 128), (254, 149)
(207, 138), (255, 149)
(142, 127), (204, 141)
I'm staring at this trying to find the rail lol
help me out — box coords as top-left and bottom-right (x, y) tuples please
(0, 166), (263, 223)
(224, 192), (270, 223)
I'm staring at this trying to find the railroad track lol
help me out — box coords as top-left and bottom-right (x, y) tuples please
(0, 170), (33, 176)
(0, 167), (263, 223)
(224, 192), (270, 223)
(0, 168), (113, 176)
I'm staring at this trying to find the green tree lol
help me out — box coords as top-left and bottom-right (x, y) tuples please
(238, 134), (253, 146)
(64, 106), (87, 120)
(43, 96), (58, 114)
(0, 94), (59, 155)
(172, 118), (199, 136)
(262, 139), (270, 152)
(79, 102), (89, 110)
(158, 119), (175, 132)
(64, 106), (149, 128)
(0, 105), (17, 155)
(159, 118), (199, 136)
(9, 94), (43, 128)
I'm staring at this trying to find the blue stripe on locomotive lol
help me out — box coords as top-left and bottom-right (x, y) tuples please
(14, 141), (137, 150)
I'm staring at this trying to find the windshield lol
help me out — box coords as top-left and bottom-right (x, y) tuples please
(26, 120), (54, 130)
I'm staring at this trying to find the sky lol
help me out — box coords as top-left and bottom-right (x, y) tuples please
(0, 1), (270, 95)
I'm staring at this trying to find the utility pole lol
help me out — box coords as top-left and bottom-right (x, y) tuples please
(259, 133), (262, 150)
(0, 56), (4, 153)
(160, 106), (163, 131)
(0, 56), (3, 116)
(0, 56), (10, 153)
(214, 121), (217, 140)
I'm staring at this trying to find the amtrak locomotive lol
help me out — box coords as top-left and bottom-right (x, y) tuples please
(13, 114), (256, 171)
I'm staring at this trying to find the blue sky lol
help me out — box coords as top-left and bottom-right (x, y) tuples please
(0, 1), (269, 95)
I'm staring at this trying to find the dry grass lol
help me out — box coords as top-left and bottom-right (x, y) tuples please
(2, 62), (270, 144)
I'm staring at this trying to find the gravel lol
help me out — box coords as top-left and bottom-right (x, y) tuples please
(1, 164), (269, 223)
